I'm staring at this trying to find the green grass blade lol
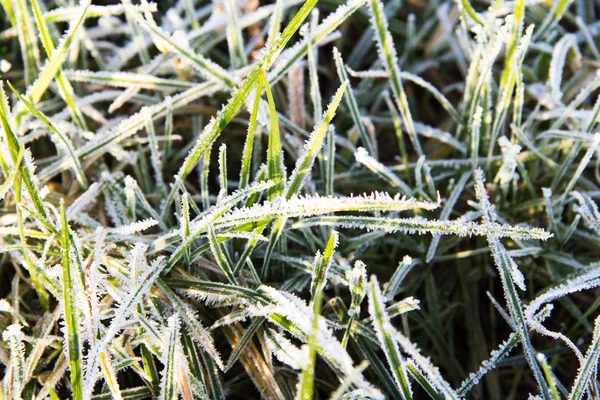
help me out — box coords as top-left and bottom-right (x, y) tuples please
(60, 200), (83, 400)
(208, 225), (237, 284)
(285, 82), (347, 199)
(239, 74), (264, 190)
(0, 82), (48, 220)
(264, 75), (285, 200)
(368, 275), (413, 399)
(12, 0), (41, 86)
(159, 315), (180, 400)
(369, 0), (422, 156)
(569, 316), (600, 400)
(173, 0), (319, 185)
(30, 0), (87, 130)
(332, 47), (376, 157)
(261, 82), (346, 279)
(20, 0), (90, 110)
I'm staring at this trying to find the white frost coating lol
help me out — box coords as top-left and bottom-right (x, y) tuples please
(295, 214), (552, 241)
(495, 136), (521, 193)
(85, 256), (169, 394)
(39, 82), (219, 184)
(547, 34), (578, 104)
(3, 323), (24, 340)
(367, 275), (412, 397)
(347, 261), (367, 316)
(266, 329), (307, 370)
(572, 191), (600, 236)
(108, 218), (158, 235)
(355, 147), (413, 195)
(216, 192), (438, 230)
(268, 0), (367, 83)
(249, 285), (375, 390)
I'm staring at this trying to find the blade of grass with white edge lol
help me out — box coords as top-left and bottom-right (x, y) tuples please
(333, 47), (376, 157)
(535, 0), (575, 40)
(537, 353), (560, 400)
(156, 280), (224, 370)
(0, 141), (23, 202)
(218, 194), (440, 233)
(12, 0), (41, 87)
(232, 193), (436, 278)
(473, 170), (552, 400)
(368, 275), (413, 400)
(392, 331), (459, 399)
(0, 82), (49, 221)
(264, 73), (285, 200)
(224, 0), (246, 69)
(60, 200), (84, 400)
(267, 0), (284, 47)
(457, 0), (483, 26)
(294, 214), (552, 241)
(17, 0), (90, 120)
(458, 331), (520, 396)
(307, 10), (322, 126)
(181, 192), (191, 261)
(426, 172), (471, 263)
(179, 331), (211, 400)
(134, 16), (236, 88)
(487, 11), (532, 166)
(571, 192), (600, 236)
(396, 71), (462, 126)
(296, 252), (325, 399)
(285, 82), (345, 196)
(30, 0), (87, 130)
(239, 73), (264, 190)
(121, 0), (151, 65)
(405, 362), (443, 400)
(559, 134), (600, 205)
(325, 125), (335, 196)
(224, 317), (265, 372)
(159, 315), (180, 400)
(14, 157), (52, 307)
(208, 225), (237, 285)
(159, 180), (275, 274)
(568, 315), (600, 400)
(3, 324), (26, 399)
(170, 0), (319, 195)
(260, 83), (346, 279)
(383, 256), (415, 300)
(99, 351), (124, 400)
(64, 69), (196, 91)
(268, 0), (368, 84)
(368, 0), (422, 156)
(178, 0), (199, 30)
(8, 82), (88, 188)
(222, 317), (285, 399)
(143, 108), (166, 195)
(342, 260), (367, 348)
(355, 147), (413, 196)
(85, 255), (167, 394)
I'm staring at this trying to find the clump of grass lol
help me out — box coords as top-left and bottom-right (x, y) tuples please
(0, 0), (599, 399)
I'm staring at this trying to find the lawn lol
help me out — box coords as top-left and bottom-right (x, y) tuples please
(0, 0), (599, 399)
